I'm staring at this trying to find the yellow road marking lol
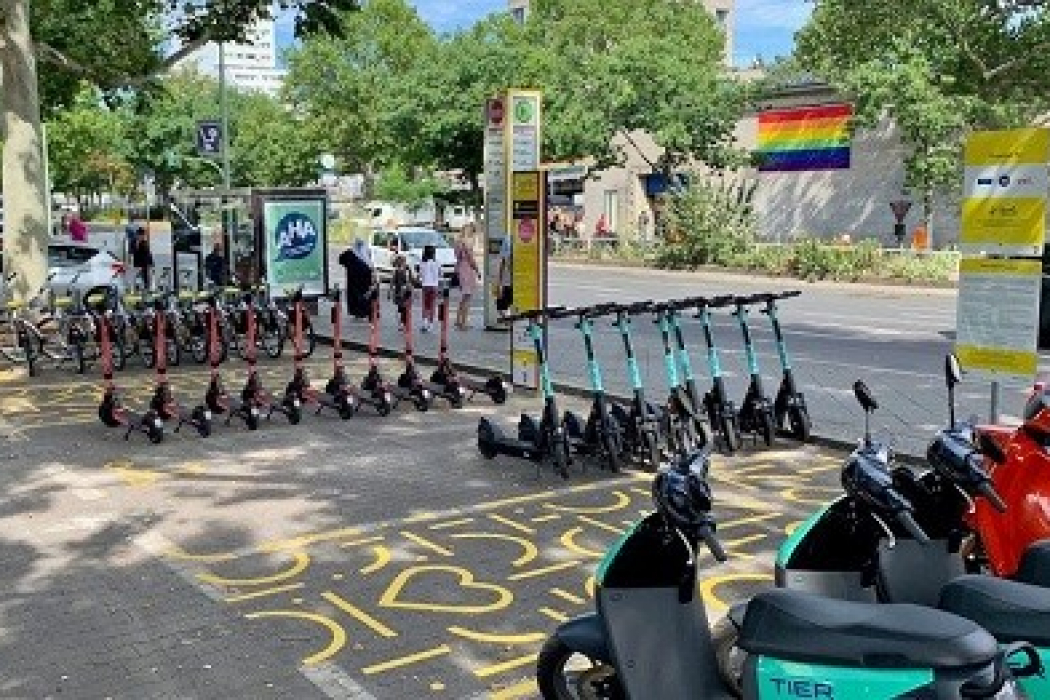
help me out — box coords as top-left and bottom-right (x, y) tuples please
(198, 553), (310, 587)
(379, 566), (514, 614)
(361, 645), (451, 675)
(360, 546), (392, 575)
(338, 536), (385, 548)
(725, 533), (767, 548)
(545, 490), (630, 514)
(559, 528), (605, 559)
(225, 582), (304, 603)
(550, 587), (586, 605)
(401, 531), (454, 557)
(698, 573), (771, 613)
(488, 513), (536, 535)
(490, 678), (538, 699)
(538, 607), (569, 622)
(474, 653), (537, 678)
(261, 527), (362, 552)
(428, 517), (475, 530)
(530, 514), (560, 523)
(720, 512), (782, 529)
(508, 560), (581, 581)
(321, 591), (397, 638)
(585, 576), (596, 598)
(244, 610), (346, 666)
(449, 533), (539, 567)
(448, 627), (545, 645)
(165, 545), (240, 563)
(576, 515), (625, 534)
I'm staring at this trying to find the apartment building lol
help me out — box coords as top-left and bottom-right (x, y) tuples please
(174, 19), (287, 96)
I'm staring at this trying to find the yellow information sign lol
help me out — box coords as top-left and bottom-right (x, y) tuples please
(955, 257), (1041, 378)
(961, 128), (1050, 255)
(510, 170), (546, 388)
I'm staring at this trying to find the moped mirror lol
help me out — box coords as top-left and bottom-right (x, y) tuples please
(853, 380), (878, 412)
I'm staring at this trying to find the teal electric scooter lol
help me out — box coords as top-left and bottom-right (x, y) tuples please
(609, 301), (665, 471)
(535, 448), (1040, 699)
(760, 290), (811, 441)
(733, 295), (777, 447)
(667, 296), (714, 449)
(696, 296), (743, 453)
(653, 301), (705, 459)
(563, 303), (625, 472)
(477, 306), (573, 479)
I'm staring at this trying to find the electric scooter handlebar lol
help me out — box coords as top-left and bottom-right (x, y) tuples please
(927, 427), (1008, 513)
(504, 305), (568, 323)
(692, 295), (736, 316)
(696, 524), (728, 562)
(843, 448), (932, 545)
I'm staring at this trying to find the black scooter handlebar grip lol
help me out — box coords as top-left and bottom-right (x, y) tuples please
(698, 526), (728, 562)
(977, 480), (1008, 513)
(896, 510), (931, 545)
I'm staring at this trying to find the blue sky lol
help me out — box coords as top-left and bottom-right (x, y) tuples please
(275, 0), (811, 67)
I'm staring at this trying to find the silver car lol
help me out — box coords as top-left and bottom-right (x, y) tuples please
(46, 243), (127, 299)
(370, 227), (457, 282)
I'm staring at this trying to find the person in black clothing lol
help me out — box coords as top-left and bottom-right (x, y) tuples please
(132, 235), (154, 290)
(204, 241), (227, 287)
(337, 239), (375, 318)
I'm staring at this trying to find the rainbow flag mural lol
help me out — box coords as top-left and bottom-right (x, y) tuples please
(756, 103), (852, 172)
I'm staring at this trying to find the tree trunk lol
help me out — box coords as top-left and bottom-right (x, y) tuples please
(1, 0), (48, 301)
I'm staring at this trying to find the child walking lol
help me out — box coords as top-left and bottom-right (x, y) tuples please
(419, 245), (440, 333)
(389, 254), (415, 332)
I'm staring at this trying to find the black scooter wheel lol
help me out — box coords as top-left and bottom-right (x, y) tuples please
(477, 420), (498, 459)
(600, 420), (624, 473)
(286, 401), (302, 425)
(98, 404), (122, 428)
(642, 431), (662, 472)
(758, 410), (776, 448)
(144, 414), (164, 444)
(489, 383), (508, 405)
(244, 410), (260, 431)
(414, 393), (430, 412)
(536, 635), (620, 700)
(720, 415), (742, 454)
(193, 407), (212, 437)
(552, 436), (570, 480)
(376, 392), (393, 417)
(787, 405), (811, 443)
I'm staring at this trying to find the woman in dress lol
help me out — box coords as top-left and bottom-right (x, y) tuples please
(454, 224), (480, 330)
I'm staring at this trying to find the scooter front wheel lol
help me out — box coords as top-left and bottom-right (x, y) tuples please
(758, 410), (776, 448)
(719, 415), (742, 454)
(535, 635), (621, 700)
(786, 405), (811, 442)
(551, 435), (571, 480)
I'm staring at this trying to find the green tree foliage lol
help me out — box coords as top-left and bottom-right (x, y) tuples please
(283, 0), (437, 174)
(795, 0), (1050, 232)
(372, 162), (441, 207)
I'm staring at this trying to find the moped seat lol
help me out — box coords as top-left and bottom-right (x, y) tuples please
(1015, 540), (1050, 586)
(739, 588), (997, 669)
(939, 574), (1050, 646)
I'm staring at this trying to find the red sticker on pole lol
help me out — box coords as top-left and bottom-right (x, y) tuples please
(487, 98), (504, 128)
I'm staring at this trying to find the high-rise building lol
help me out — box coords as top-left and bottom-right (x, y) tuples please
(173, 19), (287, 96)
(507, 0), (734, 64)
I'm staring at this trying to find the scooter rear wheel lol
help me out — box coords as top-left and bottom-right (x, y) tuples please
(600, 419), (624, 473)
(758, 410), (776, 447)
(477, 420), (499, 459)
(552, 435), (571, 480)
(535, 635), (621, 700)
(719, 415), (742, 454)
(285, 400), (302, 425)
(787, 405), (811, 442)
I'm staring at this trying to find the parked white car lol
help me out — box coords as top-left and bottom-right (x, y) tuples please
(45, 243), (127, 299)
(370, 227), (457, 283)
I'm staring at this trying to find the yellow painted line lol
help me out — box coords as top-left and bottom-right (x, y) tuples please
(725, 533), (767, 548)
(338, 536), (386, 548)
(165, 545), (240, 563)
(730, 552), (757, 561)
(321, 591), (397, 638)
(784, 521), (802, 536)
(449, 533), (539, 567)
(261, 527), (362, 552)
(490, 678), (538, 699)
(576, 515), (626, 535)
(401, 531), (454, 557)
(698, 573), (771, 614)
(448, 626), (545, 645)
(585, 576), (596, 598)
(545, 490), (630, 514)
(550, 587), (586, 605)
(474, 653), (537, 678)
(360, 546), (392, 575)
(225, 582), (304, 603)
(403, 512), (439, 523)
(630, 487), (651, 497)
(488, 513), (536, 535)
(428, 517), (475, 530)
(800, 462), (842, 475)
(732, 463), (777, 475)
(508, 560), (581, 581)
(720, 512), (782, 529)
(530, 514), (560, 523)
(198, 552), (310, 587)
(244, 610), (346, 666)
(539, 607), (569, 623)
(559, 528), (605, 559)
(379, 566), (514, 614)
(361, 645), (451, 675)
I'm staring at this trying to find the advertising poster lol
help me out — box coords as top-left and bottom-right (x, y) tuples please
(261, 198), (328, 298)
(483, 97), (508, 329)
(961, 128), (1050, 256)
(955, 257), (1041, 378)
(510, 171), (545, 389)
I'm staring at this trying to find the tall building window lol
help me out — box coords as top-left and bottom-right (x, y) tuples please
(511, 7), (526, 24)
(715, 9), (729, 30)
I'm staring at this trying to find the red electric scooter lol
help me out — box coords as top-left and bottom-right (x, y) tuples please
(430, 284), (509, 406)
(359, 289), (396, 416)
(204, 291), (260, 430)
(95, 298), (164, 443)
(282, 286), (358, 419)
(148, 293), (212, 437)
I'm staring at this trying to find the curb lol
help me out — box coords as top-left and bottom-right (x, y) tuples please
(315, 333), (927, 464)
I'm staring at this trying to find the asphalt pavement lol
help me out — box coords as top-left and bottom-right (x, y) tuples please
(321, 258), (1031, 458)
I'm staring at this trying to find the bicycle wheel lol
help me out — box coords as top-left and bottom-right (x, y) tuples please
(0, 319), (28, 363)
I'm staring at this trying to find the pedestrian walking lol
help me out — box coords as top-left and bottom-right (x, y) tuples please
(338, 238), (376, 319)
(388, 254), (415, 332)
(68, 212), (88, 243)
(419, 245), (440, 332)
(204, 240), (227, 287)
(132, 234), (154, 291)
(453, 225), (480, 330)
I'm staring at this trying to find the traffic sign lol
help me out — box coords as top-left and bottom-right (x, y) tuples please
(889, 200), (912, 223)
(196, 120), (223, 157)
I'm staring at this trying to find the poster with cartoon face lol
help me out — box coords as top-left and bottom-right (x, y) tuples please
(263, 199), (327, 298)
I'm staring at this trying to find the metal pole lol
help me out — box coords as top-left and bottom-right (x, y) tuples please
(990, 380), (1001, 424)
(219, 42), (231, 190)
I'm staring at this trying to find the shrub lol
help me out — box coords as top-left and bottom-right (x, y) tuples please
(653, 177), (757, 269)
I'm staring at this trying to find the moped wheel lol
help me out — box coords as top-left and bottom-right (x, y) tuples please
(535, 635), (621, 700)
(712, 615), (745, 697)
(787, 405), (811, 443)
